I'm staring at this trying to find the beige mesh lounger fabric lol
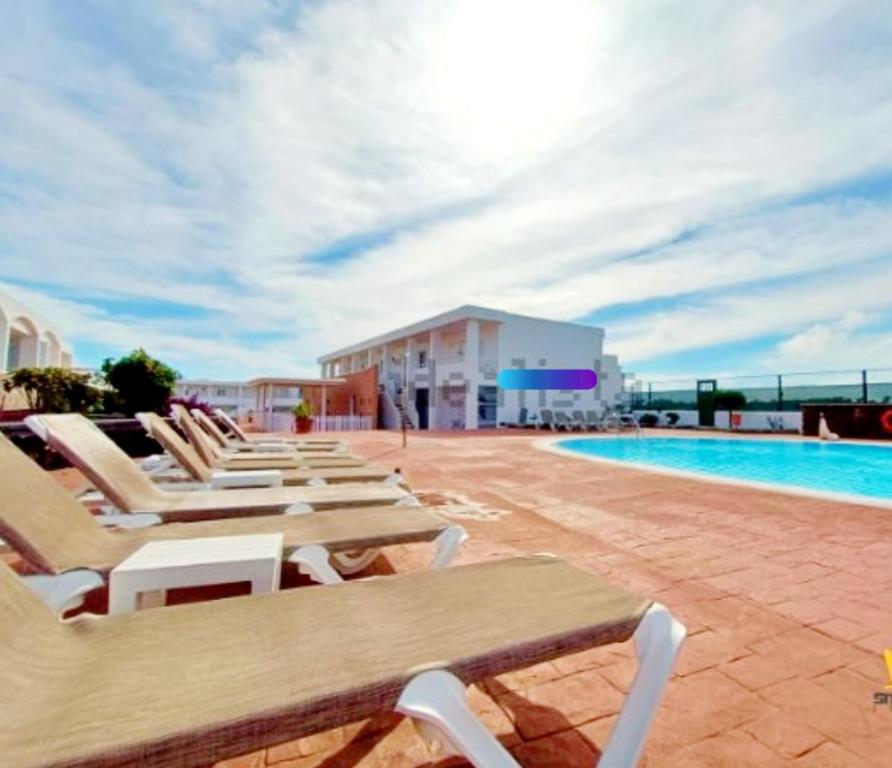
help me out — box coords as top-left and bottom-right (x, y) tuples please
(139, 413), (397, 486)
(178, 407), (365, 469)
(0, 432), (454, 579)
(0, 554), (684, 768)
(25, 415), (409, 522)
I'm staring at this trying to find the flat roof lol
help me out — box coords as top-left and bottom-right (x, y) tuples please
(318, 304), (603, 363)
(247, 377), (345, 387)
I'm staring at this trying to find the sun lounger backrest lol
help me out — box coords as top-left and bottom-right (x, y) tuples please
(215, 408), (250, 442)
(192, 409), (231, 448)
(572, 410), (585, 422)
(178, 409), (223, 467)
(26, 414), (168, 512)
(0, 433), (124, 573)
(540, 409), (554, 424)
(139, 413), (212, 483)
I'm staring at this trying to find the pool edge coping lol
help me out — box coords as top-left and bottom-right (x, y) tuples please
(535, 434), (892, 511)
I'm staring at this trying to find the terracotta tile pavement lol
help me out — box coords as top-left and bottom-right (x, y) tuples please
(38, 429), (892, 765)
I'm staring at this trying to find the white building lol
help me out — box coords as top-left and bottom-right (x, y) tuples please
(173, 379), (253, 418)
(318, 305), (623, 430)
(0, 287), (73, 372)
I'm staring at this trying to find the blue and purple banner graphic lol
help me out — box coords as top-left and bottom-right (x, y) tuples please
(496, 368), (597, 390)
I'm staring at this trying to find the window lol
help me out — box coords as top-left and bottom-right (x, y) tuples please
(216, 387), (228, 397)
(418, 350), (427, 367)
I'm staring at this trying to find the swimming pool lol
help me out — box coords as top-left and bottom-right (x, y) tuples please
(554, 436), (892, 505)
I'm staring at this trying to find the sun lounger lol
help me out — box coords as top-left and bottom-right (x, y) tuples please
(0, 432), (462, 593)
(138, 413), (400, 488)
(215, 407), (342, 448)
(554, 411), (582, 431)
(186, 406), (343, 454)
(25, 414), (410, 523)
(177, 407), (367, 470)
(539, 408), (557, 430)
(0, 552), (684, 768)
(586, 409), (606, 431)
(571, 410), (593, 430)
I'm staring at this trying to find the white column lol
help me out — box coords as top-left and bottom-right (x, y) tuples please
(464, 320), (479, 430)
(406, 337), (416, 385)
(0, 325), (9, 374)
(428, 330), (438, 430)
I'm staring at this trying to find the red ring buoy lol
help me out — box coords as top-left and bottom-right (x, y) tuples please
(881, 409), (892, 435)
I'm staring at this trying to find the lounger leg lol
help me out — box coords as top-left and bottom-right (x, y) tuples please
(288, 544), (344, 584)
(396, 670), (520, 768)
(330, 548), (381, 574)
(428, 525), (468, 570)
(598, 603), (686, 768)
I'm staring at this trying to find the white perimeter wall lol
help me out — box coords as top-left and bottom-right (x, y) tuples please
(633, 409), (803, 432)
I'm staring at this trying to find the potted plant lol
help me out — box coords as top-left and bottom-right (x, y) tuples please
(292, 401), (314, 433)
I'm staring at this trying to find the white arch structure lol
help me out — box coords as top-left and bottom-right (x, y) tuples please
(0, 288), (73, 373)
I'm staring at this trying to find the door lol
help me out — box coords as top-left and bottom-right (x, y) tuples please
(697, 379), (717, 427)
(415, 387), (429, 429)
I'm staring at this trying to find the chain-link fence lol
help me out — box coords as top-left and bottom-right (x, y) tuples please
(627, 368), (892, 411)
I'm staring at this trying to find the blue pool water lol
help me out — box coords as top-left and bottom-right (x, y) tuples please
(557, 437), (892, 502)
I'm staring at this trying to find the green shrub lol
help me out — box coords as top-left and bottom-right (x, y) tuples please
(2, 367), (101, 413)
(101, 349), (179, 416)
(291, 401), (314, 418)
(666, 411), (680, 425)
(638, 412), (659, 427)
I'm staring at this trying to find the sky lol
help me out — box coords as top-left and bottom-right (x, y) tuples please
(1, 0), (891, 384)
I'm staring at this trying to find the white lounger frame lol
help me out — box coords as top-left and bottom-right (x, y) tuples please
(397, 603), (685, 768)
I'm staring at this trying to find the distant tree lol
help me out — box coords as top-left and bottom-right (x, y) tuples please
(714, 389), (747, 430)
(101, 349), (179, 415)
(2, 367), (101, 413)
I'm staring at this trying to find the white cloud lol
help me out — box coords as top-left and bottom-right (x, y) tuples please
(1, 0), (892, 377)
(771, 312), (892, 370)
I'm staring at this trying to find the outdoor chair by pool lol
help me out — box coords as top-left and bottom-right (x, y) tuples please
(586, 409), (606, 431)
(0, 432), (464, 603)
(177, 406), (365, 470)
(538, 408), (557, 430)
(0, 553), (684, 768)
(188, 406), (343, 454)
(25, 414), (410, 523)
(554, 411), (582, 431)
(215, 407), (342, 449)
(138, 412), (401, 488)
(571, 410), (595, 430)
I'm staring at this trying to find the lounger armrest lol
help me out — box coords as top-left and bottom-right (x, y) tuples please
(97, 513), (163, 529)
(153, 480), (210, 491)
(140, 454), (175, 474)
(22, 569), (105, 615)
(210, 469), (284, 489)
(251, 442), (293, 452)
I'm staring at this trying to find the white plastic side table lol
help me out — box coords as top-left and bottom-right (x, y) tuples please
(109, 534), (283, 615)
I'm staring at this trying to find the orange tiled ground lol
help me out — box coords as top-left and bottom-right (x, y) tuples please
(52, 429), (892, 765)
